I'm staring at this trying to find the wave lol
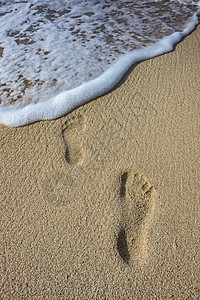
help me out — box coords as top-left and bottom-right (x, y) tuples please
(0, 0), (199, 126)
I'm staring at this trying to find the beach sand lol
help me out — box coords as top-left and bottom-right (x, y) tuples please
(1, 26), (200, 299)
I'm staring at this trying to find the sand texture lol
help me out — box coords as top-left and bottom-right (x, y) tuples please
(1, 26), (200, 299)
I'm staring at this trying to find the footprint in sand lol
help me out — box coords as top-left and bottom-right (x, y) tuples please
(117, 171), (157, 265)
(38, 114), (86, 207)
(62, 114), (86, 165)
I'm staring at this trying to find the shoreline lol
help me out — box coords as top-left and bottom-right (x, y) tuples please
(1, 25), (200, 298)
(0, 12), (199, 127)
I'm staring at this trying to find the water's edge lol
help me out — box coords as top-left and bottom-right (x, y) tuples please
(0, 11), (199, 127)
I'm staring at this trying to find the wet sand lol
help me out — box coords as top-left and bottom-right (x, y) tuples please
(1, 26), (200, 299)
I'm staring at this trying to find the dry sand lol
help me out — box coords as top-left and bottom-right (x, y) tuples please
(1, 26), (200, 299)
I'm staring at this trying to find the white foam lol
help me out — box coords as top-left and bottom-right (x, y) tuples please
(0, 1), (199, 126)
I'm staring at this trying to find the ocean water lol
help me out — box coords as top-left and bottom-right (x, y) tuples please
(0, 0), (199, 126)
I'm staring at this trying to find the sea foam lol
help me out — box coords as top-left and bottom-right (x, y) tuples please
(0, 0), (199, 126)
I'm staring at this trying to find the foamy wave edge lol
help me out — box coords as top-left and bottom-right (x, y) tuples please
(0, 11), (199, 127)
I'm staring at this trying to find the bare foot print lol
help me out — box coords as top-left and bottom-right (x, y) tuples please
(38, 171), (73, 206)
(38, 114), (86, 207)
(62, 114), (86, 165)
(117, 171), (157, 265)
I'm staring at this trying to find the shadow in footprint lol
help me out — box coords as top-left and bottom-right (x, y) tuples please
(120, 171), (128, 198)
(117, 171), (157, 265)
(117, 228), (130, 264)
(62, 114), (86, 165)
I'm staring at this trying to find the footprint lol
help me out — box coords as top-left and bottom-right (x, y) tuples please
(38, 171), (73, 207)
(62, 114), (86, 165)
(117, 171), (157, 265)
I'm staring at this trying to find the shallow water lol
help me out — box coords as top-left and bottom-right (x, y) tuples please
(0, 0), (199, 126)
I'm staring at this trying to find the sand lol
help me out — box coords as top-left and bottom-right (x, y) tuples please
(1, 25), (200, 299)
